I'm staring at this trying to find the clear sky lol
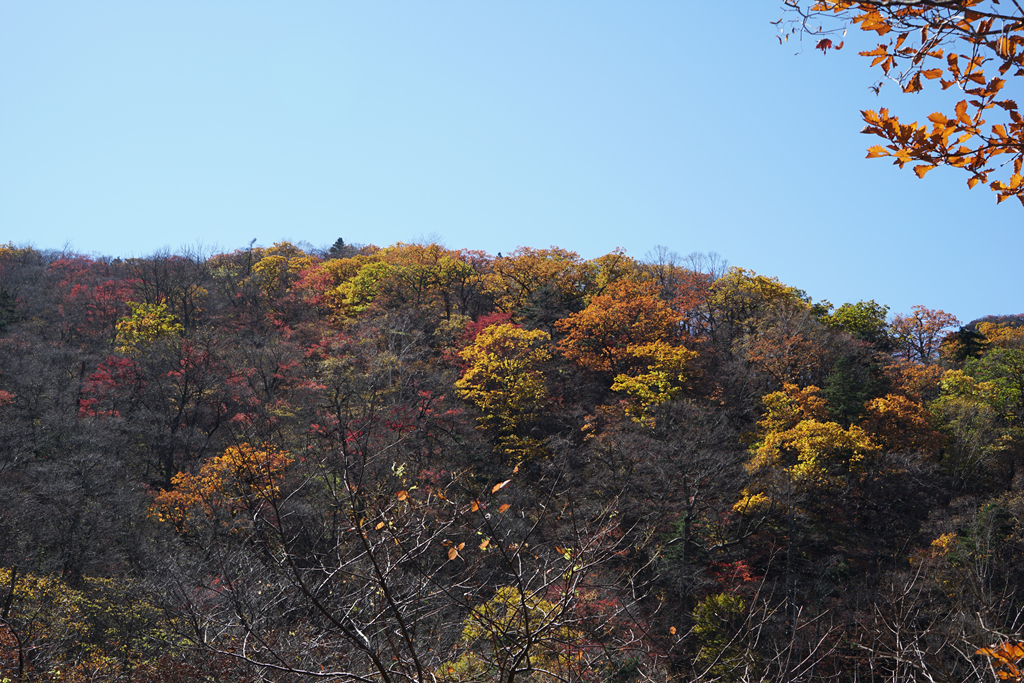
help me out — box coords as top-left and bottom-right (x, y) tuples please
(1, 1), (1021, 324)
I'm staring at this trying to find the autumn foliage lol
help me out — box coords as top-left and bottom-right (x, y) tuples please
(0, 239), (1022, 683)
(151, 443), (292, 533)
(783, 0), (1024, 205)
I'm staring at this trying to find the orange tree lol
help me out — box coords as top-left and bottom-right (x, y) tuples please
(781, 0), (1024, 205)
(555, 279), (682, 376)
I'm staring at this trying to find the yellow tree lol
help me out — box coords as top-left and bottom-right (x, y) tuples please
(709, 267), (812, 338)
(736, 384), (880, 513)
(587, 248), (650, 298)
(780, 0), (1024, 205)
(485, 247), (594, 317)
(455, 322), (552, 460)
(250, 241), (320, 294)
(609, 341), (697, 422)
(113, 301), (183, 355)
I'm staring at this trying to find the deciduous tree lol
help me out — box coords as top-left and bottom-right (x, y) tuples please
(891, 304), (960, 364)
(455, 322), (552, 460)
(555, 280), (681, 376)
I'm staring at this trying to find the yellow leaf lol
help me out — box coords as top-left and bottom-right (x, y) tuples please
(492, 479), (512, 494)
(1011, 174), (1023, 190)
(448, 547), (458, 561)
(498, 503), (511, 514)
(913, 164), (937, 178)
(968, 176), (982, 189)
(866, 145), (889, 158)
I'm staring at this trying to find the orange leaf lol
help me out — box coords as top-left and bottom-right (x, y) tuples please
(903, 74), (923, 93)
(947, 53), (961, 78)
(968, 176), (982, 189)
(397, 490), (408, 501)
(860, 45), (889, 58)
(480, 538), (490, 550)
(866, 145), (889, 158)
(955, 100), (970, 124)
(913, 165), (937, 178)
(470, 500), (480, 512)
(492, 479), (512, 494)
(375, 522), (385, 530)
(498, 503), (511, 514)
(921, 69), (943, 79)
(448, 547), (458, 561)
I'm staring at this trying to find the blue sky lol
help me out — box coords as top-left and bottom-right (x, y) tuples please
(1, 1), (1020, 324)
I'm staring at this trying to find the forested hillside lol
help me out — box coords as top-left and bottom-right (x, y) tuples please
(0, 240), (1022, 683)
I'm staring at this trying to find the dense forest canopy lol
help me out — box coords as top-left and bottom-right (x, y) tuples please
(0, 239), (1022, 682)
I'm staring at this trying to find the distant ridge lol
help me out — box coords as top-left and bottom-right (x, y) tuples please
(966, 313), (1024, 329)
